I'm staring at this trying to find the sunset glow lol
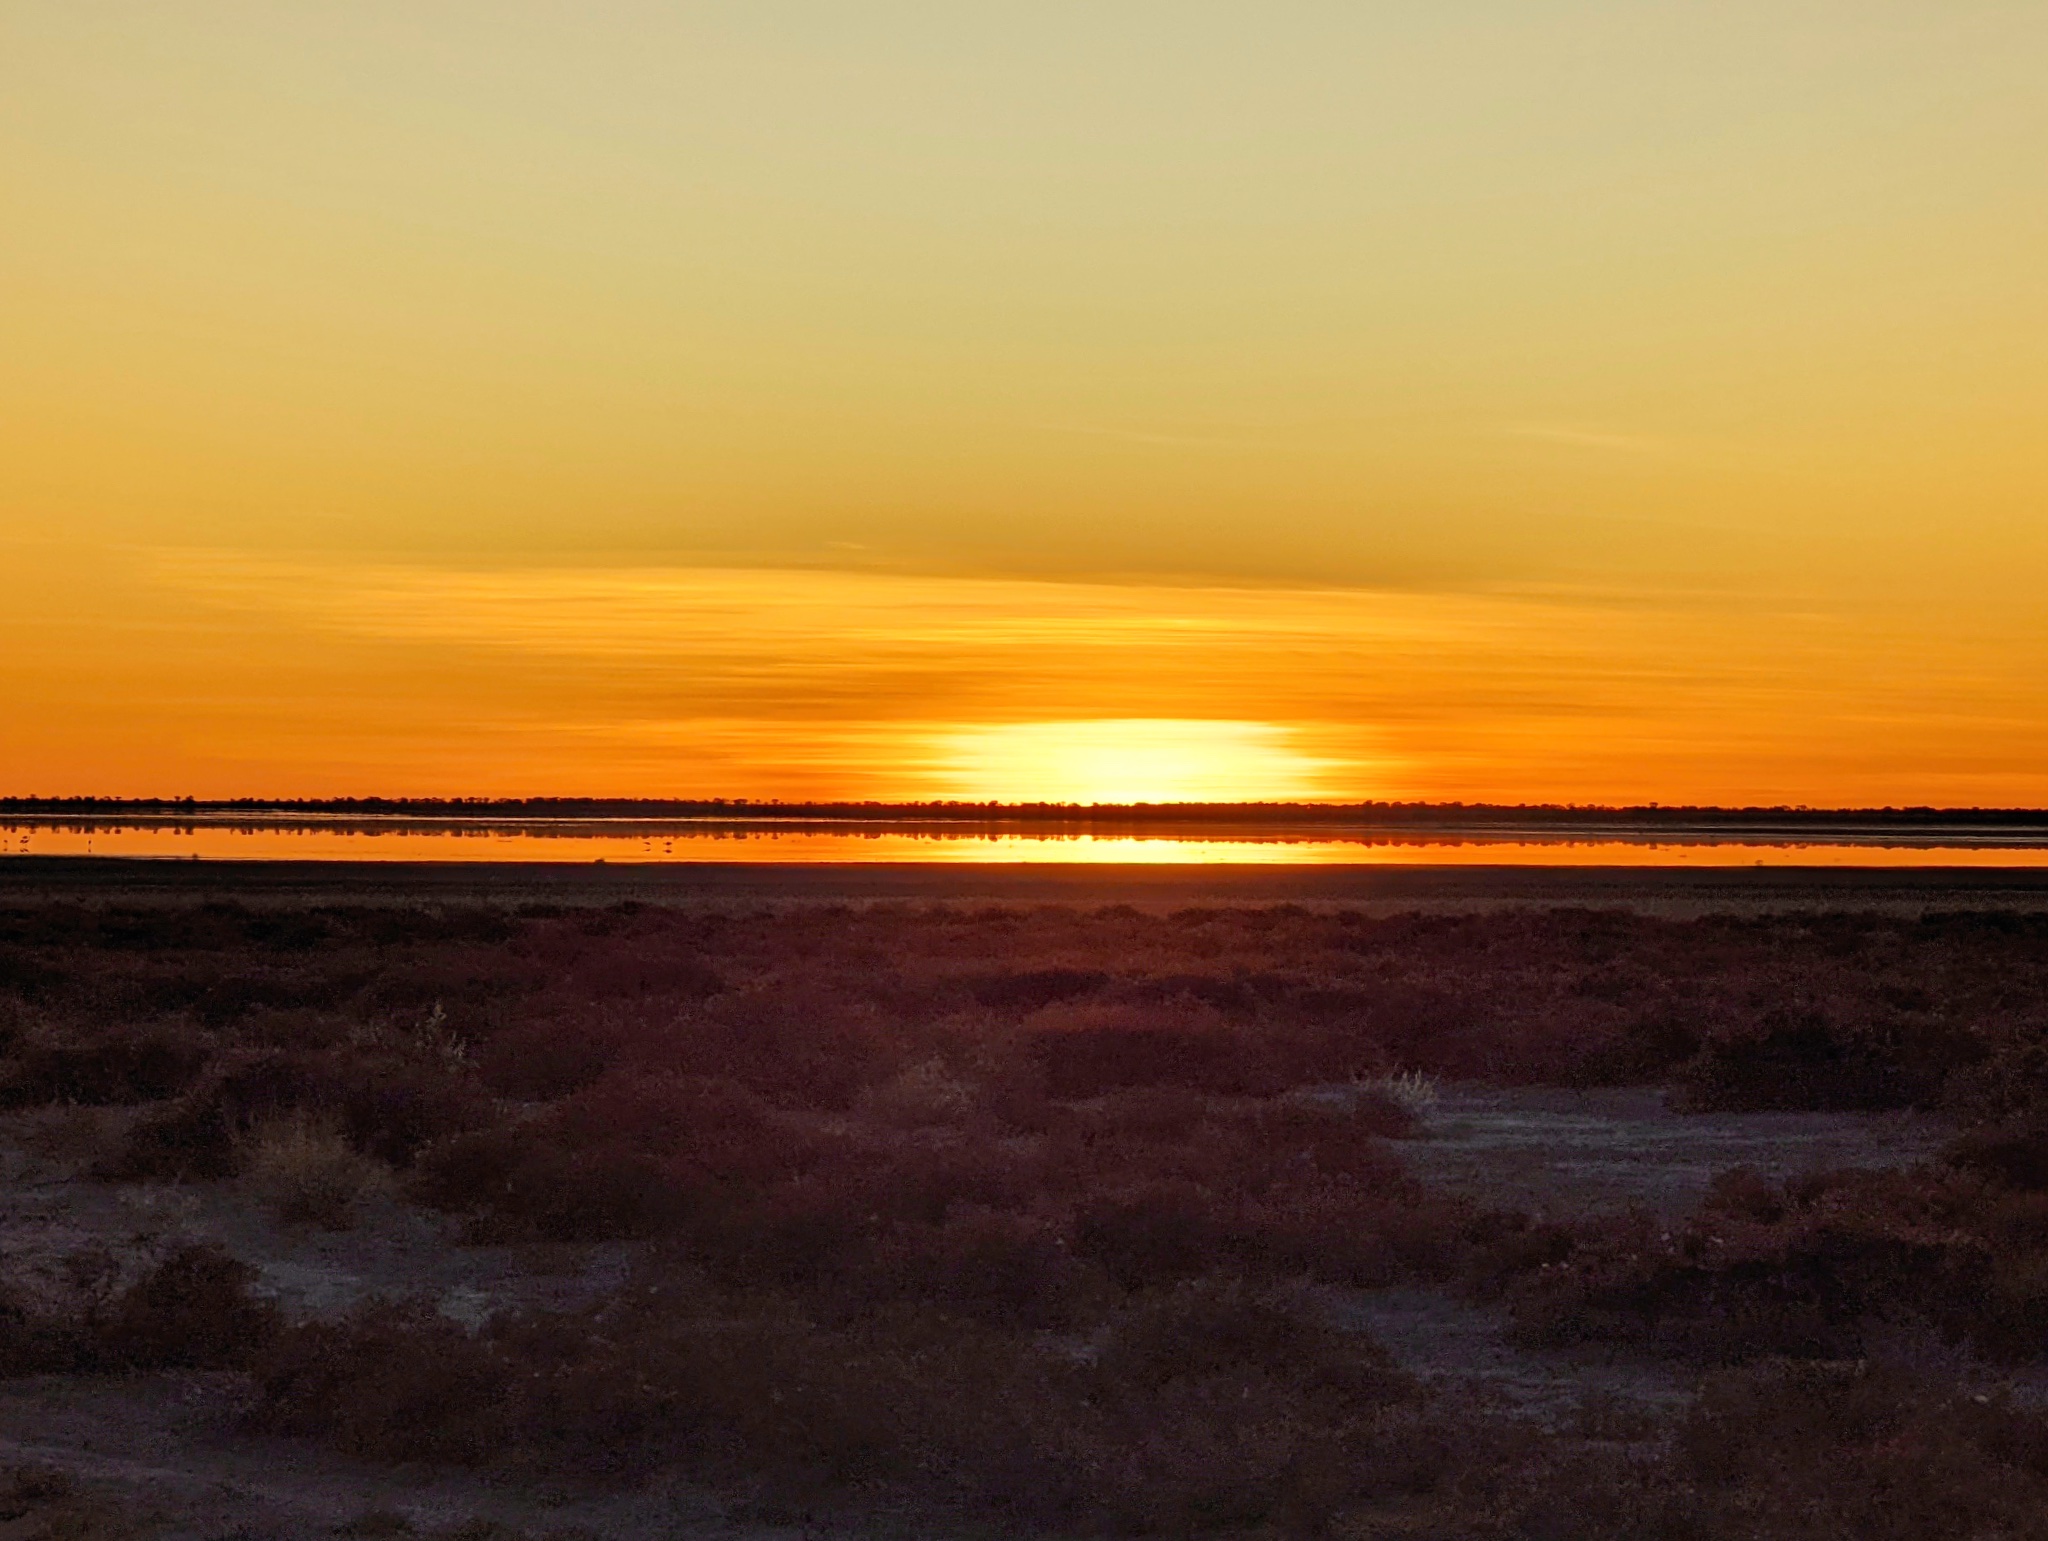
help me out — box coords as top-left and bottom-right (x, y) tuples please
(933, 721), (1341, 806)
(5, 6), (2047, 805)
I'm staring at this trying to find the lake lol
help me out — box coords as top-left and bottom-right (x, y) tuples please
(8, 815), (2048, 866)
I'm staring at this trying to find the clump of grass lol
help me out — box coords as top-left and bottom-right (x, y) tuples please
(240, 1112), (391, 1230)
(1366, 1069), (1440, 1121)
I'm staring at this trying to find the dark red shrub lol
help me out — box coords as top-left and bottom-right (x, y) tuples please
(1075, 1187), (1229, 1290)
(0, 1289), (87, 1377)
(1025, 1002), (1280, 1097)
(1495, 1166), (2048, 1364)
(856, 1212), (1083, 1328)
(0, 1022), (209, 1107)
(562, 942), (725, 1001)
(474, 1014), (622, 1097)
(967, 968), (1109, 1012)
(1096, 1275), (1411, 1405)
(330, 1061), (492, 1167)
(254, 1302), (511, 1463)
(1675, 1009), (1926, 1112)
(412, 1126), (686, 1241)
(1948, 1119), (2048, 1191)
(100, 1243), (280, 1370)
(666, 989), (886, 1109)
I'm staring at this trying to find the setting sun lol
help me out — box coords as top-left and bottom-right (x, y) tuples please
(932, 720), (1339, 805)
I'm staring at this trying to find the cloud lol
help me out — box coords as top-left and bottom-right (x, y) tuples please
(115, 549), (2048, 805)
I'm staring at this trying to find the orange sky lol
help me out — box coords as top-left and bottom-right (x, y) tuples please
(5, 5), (2047, 804)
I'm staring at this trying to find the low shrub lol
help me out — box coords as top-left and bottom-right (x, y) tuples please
(1096, 1275), (1411, 1404)
(252, 1270), (1425, 1532)
(1075, 1187), (1231, 1290)
(241, 1112), (393, 1229)
(411, 1126), (687, 1242)
(106, 1049), (488, 1181)
(100, 1049), (343, 1180)
(256, 1301), (511, 1464)
(1492, 1163), (2048, 1364)
(1672, 1008), (1937, 1112)
(1947, 1118), (2048, 1191)
(331, 1060), (492, 1167)
(473, 1015), (621, 1098)
(1025, 1001), (1281, 1097)
(1675, 1360), (2048, 1540)
(0, 1021), (209, 1108)
(97, 1242), (281, 1371)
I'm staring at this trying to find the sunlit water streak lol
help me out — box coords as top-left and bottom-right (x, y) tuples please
(8, 819), (2048, 866)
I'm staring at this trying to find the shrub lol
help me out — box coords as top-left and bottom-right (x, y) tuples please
(241, 1112), (392, 1229)
(1947, 1115), (2048, 1191)
(1075, 1187), (1229, 1290)
(412, 1126), (686, 1242)
(254, 1302), (510, 1463)
(853, 1211), (1086, 1328)
(98, 1243), (280, 1371)
(1491, 1164), (2048, 1364)
(966, 967), (1108, 1012)
(663, 988), (885, 1109)
(330, 1060), (492, 1167)
(0, 1021), (209, 1107)
(1672, 1008), (1930, 1112)
(1676, 1361), (2048, 1540)
(251, 1271), (1426, 1533)
(1355, 1068), (1439, 1122)
(105, 1049), (488, 1180)
(1096, 1275), (1412, 1405)
(473, 1015), (620, 1098)
(101, 1050), (337, 1180)
(1024, 1002), (1281, 1097)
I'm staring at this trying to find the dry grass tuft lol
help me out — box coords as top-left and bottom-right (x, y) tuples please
(240, 1113), (391, 1230)
(1367, 1069), (1441, 1121)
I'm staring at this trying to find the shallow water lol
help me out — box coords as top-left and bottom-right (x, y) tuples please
(10, 815), (2048, 866)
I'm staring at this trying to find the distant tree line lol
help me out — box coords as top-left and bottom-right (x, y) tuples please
(4, 795), (2047, 829)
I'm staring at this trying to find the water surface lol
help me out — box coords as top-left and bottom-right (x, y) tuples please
(8, 816), (2048, 866)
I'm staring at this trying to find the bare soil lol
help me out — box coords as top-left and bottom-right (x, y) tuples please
(1329, 1089), (1962, 1427)
(1403, 1085), (1951, 1221)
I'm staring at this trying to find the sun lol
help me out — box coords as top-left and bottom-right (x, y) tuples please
(931, 719), (1337, 805)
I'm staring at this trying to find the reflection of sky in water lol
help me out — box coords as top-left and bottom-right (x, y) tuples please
(8, 821), (2048, 867)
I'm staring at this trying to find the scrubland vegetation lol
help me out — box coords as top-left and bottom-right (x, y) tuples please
(6, 899), (2048, 1535)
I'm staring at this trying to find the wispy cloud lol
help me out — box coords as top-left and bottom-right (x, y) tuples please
(107, 549), (2048, 805)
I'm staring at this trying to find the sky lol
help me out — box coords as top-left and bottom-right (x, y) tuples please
(4, 3), (2046, 804)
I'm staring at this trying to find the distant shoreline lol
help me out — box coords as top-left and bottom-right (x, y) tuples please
(7, 796), (2048, 838)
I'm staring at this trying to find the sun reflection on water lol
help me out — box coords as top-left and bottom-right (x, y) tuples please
(8, 821), (2048, 867)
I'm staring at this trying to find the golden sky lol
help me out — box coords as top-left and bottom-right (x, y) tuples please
(5, 4), (2046, 803)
